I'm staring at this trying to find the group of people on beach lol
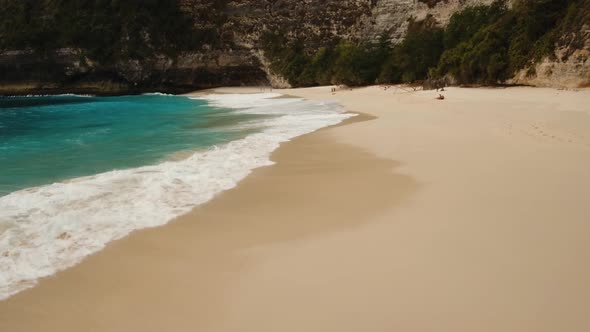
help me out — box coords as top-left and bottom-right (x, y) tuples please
(329, 84), (447, 100)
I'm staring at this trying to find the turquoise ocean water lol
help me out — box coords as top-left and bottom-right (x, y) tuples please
(0, 94), (262, 196)
(0, 92), (351, 300)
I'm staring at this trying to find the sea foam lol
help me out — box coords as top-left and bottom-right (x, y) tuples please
(0, 93), (353, 300)
(2, 93), (94, 98)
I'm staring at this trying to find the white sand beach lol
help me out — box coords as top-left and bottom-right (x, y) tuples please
(1, 86), (589, 332)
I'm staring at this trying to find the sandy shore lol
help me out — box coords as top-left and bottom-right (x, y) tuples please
(1, 86), (590, 331)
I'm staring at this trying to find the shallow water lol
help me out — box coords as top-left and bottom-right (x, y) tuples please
(0, 94), (264, 195)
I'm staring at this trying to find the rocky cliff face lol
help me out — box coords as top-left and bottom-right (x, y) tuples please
(0, 48), (268, 95)
(0, 0), (586, 95)
(358, 0), (500, 43)
(511, 8), (590, 89)
(224, 0), (501, 44)
(221, 0), (502, 88)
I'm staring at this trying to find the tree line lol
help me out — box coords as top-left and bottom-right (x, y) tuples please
(262, 0), (589, 86)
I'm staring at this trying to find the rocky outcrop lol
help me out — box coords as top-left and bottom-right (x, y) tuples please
(511, 51), (590, 89)
(357, 0), (501, 43)
(224, 0), (502, 47)
(0, 48), (268, 95)
(224, 1), (373, 49)
(511, 15), (590, 89)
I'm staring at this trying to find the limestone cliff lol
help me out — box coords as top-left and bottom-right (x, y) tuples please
(511, 6), (590, 89)
(358, 0), (501, 43)
(0, 0), (587, 95)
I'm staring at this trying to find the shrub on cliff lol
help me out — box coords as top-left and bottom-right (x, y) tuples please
(390, 21), (444, 83)
(261, 33), (391, 87)
(273, 0), (590, 86)
(331, 41), (389, 86)
(443, 1), (507, 50)
(435, 0), (580, 84)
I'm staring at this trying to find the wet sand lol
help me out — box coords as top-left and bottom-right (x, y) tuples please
(0, 115), (418, 331)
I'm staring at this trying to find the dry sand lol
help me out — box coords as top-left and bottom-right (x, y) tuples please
(1, 86), (590, 331)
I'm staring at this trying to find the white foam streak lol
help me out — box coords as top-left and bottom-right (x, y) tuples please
(2, 94), (94, 98)
(0, 93), (353, 300)
(142, 92), (175, 96)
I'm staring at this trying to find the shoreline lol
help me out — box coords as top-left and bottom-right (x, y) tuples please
(0, 107), (412, 331)
(0, 90), (352, 301)
(2, 85), (590, 331)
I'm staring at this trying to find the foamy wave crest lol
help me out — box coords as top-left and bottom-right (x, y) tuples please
(2, 93), (94, 98)
(142, 92), (175, 96)
(0, 93), (353, 300)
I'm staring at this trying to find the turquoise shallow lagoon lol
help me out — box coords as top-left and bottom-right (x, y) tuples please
(0, 94), (262, 196)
